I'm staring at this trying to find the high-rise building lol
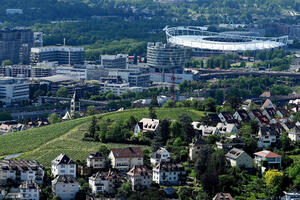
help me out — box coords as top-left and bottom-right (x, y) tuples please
(30, 46), (84, 65)
(0, 28), (34, 64)
(147, 42), (189, 74)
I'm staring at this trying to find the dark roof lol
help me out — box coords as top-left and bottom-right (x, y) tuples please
(52, 154), (75, 165)
(265, 107), (277, 117)
(89, 152), (104, 159)
(278, 108), (290, 117)
(127, 165), (151, 177)
(163, 187), (176, 195)
(208, 113), (221, 123)
(236, 110), (250, 122)
(259, 126), (280, 137)
(53, 175), (78, 184)
(110, 147), (143, 158)
(153, 162), (185, 172)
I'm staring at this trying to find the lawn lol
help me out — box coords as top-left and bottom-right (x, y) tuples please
(7, 107), (204, 167)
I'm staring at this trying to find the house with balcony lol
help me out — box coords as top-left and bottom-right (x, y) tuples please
(52, 175), (80, 200)
(152, 162), (186, 186)
(127, 165), (152, 191)
(257, 126), (280, 148)
(18, 181), (40, 200)
(51, 154), (76, 178)
(0, 159), (44, 185)
(254, 150), (281, 172)
(87, 152), (105, 170)
(89, 170), (121, 194)
(108, 147), (143, 171)
(150, 147), (171, 166)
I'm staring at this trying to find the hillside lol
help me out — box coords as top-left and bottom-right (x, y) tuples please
(0, 107), (204, 166)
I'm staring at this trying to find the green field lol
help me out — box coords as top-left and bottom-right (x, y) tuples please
(0, 108), (204, 167)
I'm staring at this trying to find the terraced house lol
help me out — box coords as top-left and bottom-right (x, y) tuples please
(0, 159), (44, 185)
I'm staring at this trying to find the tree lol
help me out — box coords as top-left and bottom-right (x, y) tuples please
(88, 116), (99, 140)
(0, 112), (13, 121)
(194, 145), (213, 178)
(292, 112), (300, 123)
(264, 169), (284, 197)
(48, 113), (61, 124)
(1, 59), (12, 66)
(179, 114), (195, 143)
(56, 87), (68, 97)
(158, 119), (170, 144)
(86, 105), (96, 116)
(149, 106), (157, 119)
(170, 121), (183, 138)
(53, 195), (62, 200)
(163, 100), (175, 108)
(150, 95), (159, 107)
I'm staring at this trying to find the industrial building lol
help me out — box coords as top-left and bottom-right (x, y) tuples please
(147, 42), (189, 74)
(101, 54), (127, 69)
(30, 46), (84, 65)
(0, 28), (34, 64)
(0, 77), (29, 105)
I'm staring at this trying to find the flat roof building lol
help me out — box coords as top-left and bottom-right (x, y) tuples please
(0, 77), (29, 105)
(101, 54), (127, 69)
(30, 46), (84, 65)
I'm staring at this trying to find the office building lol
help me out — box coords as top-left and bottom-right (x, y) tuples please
(147, 42), (189, 74)
(0, 28), (34, 64)
(101, 54), (127, 69)
(30, 46), (84, 65)
(0, 65), (31, 77)
(55, 66), (87, 80)
(31, 66), (54, 78)
(0, 77), (29, 105)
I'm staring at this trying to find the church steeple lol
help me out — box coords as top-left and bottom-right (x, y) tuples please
(70, 91), (80, 118)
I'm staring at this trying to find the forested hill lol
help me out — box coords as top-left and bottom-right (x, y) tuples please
(1, 0), (300, 24)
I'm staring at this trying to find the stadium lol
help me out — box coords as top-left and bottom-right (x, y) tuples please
(165, 26), (289, 55)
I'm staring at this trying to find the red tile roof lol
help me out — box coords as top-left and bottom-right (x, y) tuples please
(110, 147), (143, 158)
(254, 150), (281, 158)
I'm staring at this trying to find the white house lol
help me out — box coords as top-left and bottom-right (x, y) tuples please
(127, 165), (152, 191)
(0, 159), (44, 185)
(225, 148), (253, 168)
(192, 122), (220, 137)
(108, 147), (143, 171)
(216, 123), (239, 135)
(18, 181), (40, 200)
(218, 112), (238, 124)
(233, 110), (250, 123)
(89, 170), (120, 194)
(87, 152), (105, 169)
(254, 150), (281, 172)
(288, 125), (300, 142)
(152, 162), (186, 186)
(51, 154), (76, 178)
(257, 126), (279, 148)
(150, 147), (171, 166)
(52, 175), (80, 200)
(134, 118), (160, 135)
(283, 191), (300, 200)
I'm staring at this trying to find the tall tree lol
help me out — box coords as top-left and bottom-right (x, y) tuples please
(179, 114), (195, 143)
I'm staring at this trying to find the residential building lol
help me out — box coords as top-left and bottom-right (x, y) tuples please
(52, 175), (80, 200)
(134, 118), (160, 135)
(152, 162), (186, 185)
(233, 110), (250, 123)
(218, 112), (238, 124)
(225, 148), (253, 168)
(192, 123), (220, 137)
(51, 154), (76, 178)
(216, 140), (245, 153)
(0, 159), (44, 185)
(87, 152), (105, 169)
(0, 122), (26, 134)
(213, 193), (234, 200)
(241, 99), (253, 110)
(216, 123), (239, 135)
(189, 139), (207, 161)
(249, 109), (270, 126)
(150, 147), (171, 166)
(257, 126), (280, 148)
(108, 147), (143, 170)
(18, 181), (40, 200)
(89, 170), (121, 194)
(127, 165), (152, 191)
(277, 108), (290, 118)
(0, 77), (29, 105)
(101, 54), (127, 69)
(254, 150), (281, 171)
(262, 107), (277, 120)
(0, 28), (34, 64)
(288, 125), (300, 142)
(30, 46), (84, 65)
(283, 191), (300, 200)
(262, 99), (276, 109)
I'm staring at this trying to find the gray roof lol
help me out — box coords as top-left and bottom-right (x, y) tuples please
(52, 154), (75, 165)
(52, 175), (78, 185)
(225, 148), (245, 160)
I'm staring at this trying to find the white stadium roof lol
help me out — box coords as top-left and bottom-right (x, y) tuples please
(166, 26), (288, 52)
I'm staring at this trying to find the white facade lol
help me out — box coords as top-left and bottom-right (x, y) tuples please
(0, 78), (29, 105)
(51, 154), (76, 178)
(52, 175), (80, 200)
(56, 66), (87, 80)
(89, 173), (109, 194)
(127, 166), (152, 191)
(87, 152), (105, 169)
(152, 163), (186, 185)
(108, 147), (144, 170)
(100, 82), (144, 95)
(150, 147), (171, 166)
(18, 181), (40, 200)
(225, 148), (253, 168)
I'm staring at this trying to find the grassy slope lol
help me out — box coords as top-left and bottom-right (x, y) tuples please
(1, 108), (204, 167)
